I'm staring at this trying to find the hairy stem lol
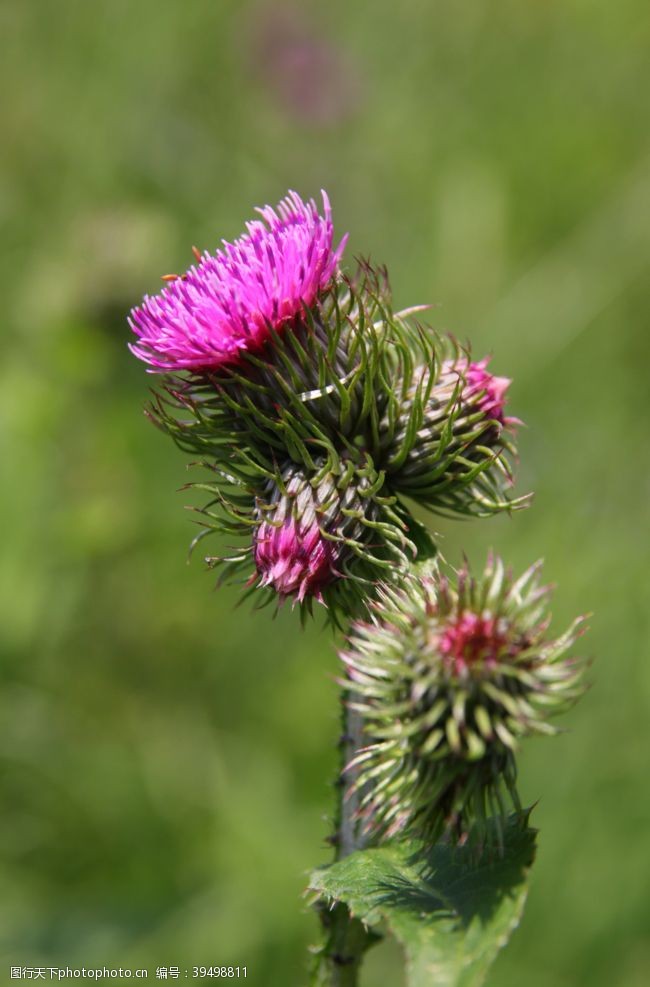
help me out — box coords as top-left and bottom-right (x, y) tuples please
(309, 699), (379, 986)
(338, 704), (366, 857)
(309, 541), (440, 984)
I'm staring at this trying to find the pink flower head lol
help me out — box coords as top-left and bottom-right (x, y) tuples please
(465, 357), (513, 425)
(129, 190), (347, 372)
(438, 611), (508, 675)
(254, 517), (337, 604)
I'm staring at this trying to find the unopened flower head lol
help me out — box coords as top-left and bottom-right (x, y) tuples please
(253, 464), (346, 604)
(380, 347), (526, 518)
(255, 459), (376, 608)
(341, 555), (587, 844)
(250, 456), (420, 613)
(129, 190), (347, 372)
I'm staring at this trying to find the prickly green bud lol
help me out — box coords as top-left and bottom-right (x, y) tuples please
(380, 351), (529, 518)
(341, 555), (587, 844)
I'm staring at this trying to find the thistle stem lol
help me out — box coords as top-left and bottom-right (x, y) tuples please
(309, 699), (377, 986)
(339, 704), (365, 858)
(309, 537), (440, 985)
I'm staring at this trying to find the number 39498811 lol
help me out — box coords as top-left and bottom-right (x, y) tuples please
(192, 968), (247, 978)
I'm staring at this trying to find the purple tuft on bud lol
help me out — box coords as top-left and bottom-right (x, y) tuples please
(438, 610), (507, 675)
(380, 347), (526, 518)
(252, 461), (369, 606)
(255, 515), (338, 604)
(458, 357), (516, 428)
(129, 190), (347, 373)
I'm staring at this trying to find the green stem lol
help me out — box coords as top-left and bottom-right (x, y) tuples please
(309, 702), (378, 986)
(338, 704), (365, 858)
(311, 900), (376, 987)
(309, 533), (439, 985)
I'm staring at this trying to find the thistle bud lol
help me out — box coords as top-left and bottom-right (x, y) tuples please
(341, 555), (587, 844)
(253, 463), (358, 604)
(251, 457), (416, 612)
(381, 352), (527, 518)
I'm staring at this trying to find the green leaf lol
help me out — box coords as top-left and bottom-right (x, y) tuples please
(309, 815), (536, 987)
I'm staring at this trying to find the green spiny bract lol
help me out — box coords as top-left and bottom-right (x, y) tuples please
(341, 554), (587, 845)
(378, 349), (530, 519)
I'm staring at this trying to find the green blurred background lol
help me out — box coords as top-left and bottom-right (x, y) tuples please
(1, 1), (649, 984)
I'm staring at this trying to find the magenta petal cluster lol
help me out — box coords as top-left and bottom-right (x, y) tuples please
(465, 357), (513, 425)
(439, 612), (508, 675)
(129, 190), (347, 372)
(254, 518), (337, 603)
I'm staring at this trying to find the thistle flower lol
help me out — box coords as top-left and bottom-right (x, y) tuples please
(129, 190), (347, 372)
(341, 555), (587, 844)
(380, 349), (527, 518)
(145, 262), (406, 461)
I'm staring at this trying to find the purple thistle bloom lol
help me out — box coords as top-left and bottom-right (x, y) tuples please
(129, 190), (347, 372)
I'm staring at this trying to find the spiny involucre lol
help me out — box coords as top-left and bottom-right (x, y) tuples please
(341, 554), (587, 844)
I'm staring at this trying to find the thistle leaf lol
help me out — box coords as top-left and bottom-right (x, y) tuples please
(309, 814), (535, 987)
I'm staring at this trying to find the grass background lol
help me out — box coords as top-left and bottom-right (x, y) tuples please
(1, 1), (649, 984)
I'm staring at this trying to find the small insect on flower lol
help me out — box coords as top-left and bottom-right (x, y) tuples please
(341, 554), (587, 845)
(129, 190), (347, 372)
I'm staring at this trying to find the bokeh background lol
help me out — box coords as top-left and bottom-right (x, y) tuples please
(2, 1), (649, 984)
